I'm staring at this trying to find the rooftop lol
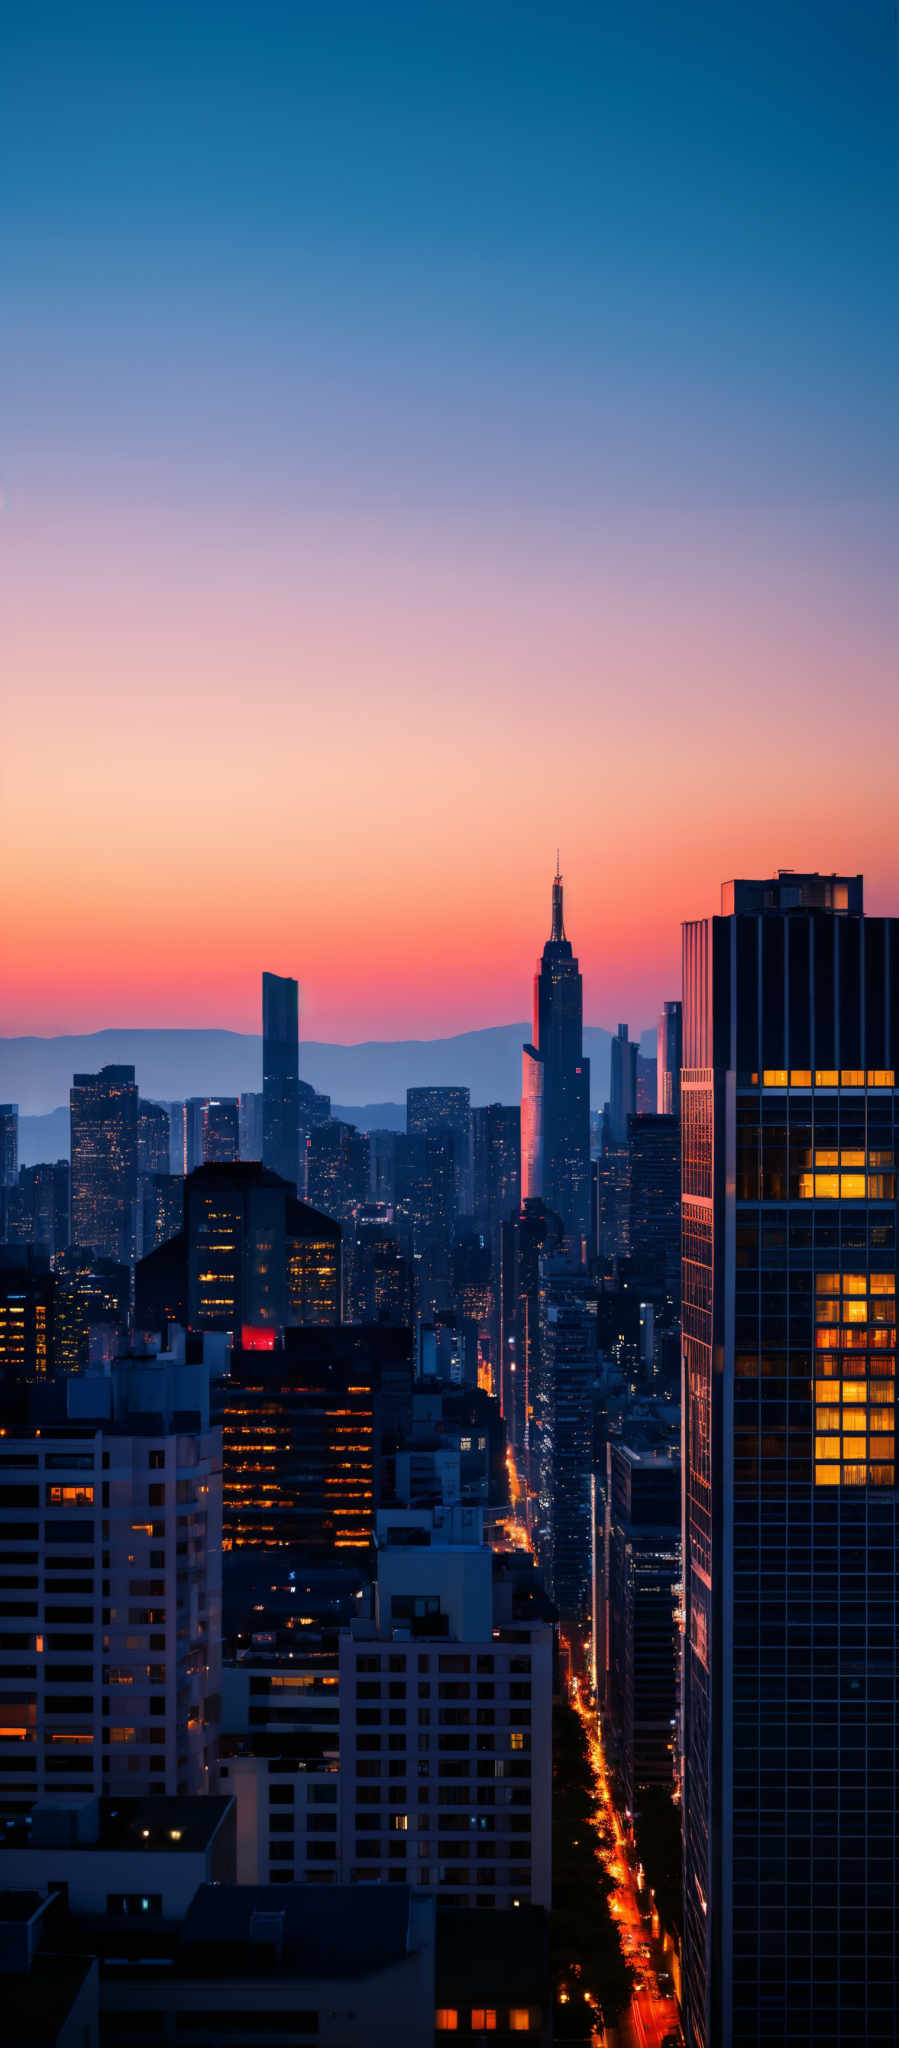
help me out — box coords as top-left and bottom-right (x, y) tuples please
(4, 1797), (232, 1856)
(178, 1883), (424, 1977)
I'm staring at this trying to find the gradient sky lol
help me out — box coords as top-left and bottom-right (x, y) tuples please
(2, 1), (896, 1040)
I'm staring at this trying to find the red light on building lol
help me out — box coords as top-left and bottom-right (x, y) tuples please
(241, 1325), (276, 1351)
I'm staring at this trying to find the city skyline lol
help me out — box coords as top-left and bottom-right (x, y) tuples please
(3, 2), (895, 1040)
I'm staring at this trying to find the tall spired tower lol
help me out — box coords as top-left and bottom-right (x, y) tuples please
(521, 865), (591, 1250)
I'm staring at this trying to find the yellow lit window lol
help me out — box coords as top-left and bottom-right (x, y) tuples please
(46, 1484), (94, 1506)
(763, 1070), (788, 1087)
(801, 1174), (839, 1199)
(815, 1071), (839, 1088)
(790, 1070), (811, 1086)
(815, 1381), (839, 1400)
(841, 1174), (866, 1197)
(841, 1382), (869, 1402)
(816, 1274), (840, 1295)
(435, 2013), (459, 2033)
(815, 1303), (840, 1324)
(872, 1302), (896, 1323)
(815, 1463), (840, 1485)
(841, 1328), (870, 1349)
(869, 1464), (895, 1485)
(815, 1330), (840, 1350)
(391, 1814), (408, 1831)
(869, 1383), (895, 1404)
(841, 1070), (865, 1086)
(509, 1732), (525, 1751)
(815, 1434), (839, 1458)
(815, 1409), (841, 1432)
(471, 2014), (497, 2032)
(870, 1357), (896, 1376)
(869, 1070), (895, 1087)
(842, 1463), (868, 1485)
(867, 1175), (896, 1199)
(509, 2015), (532, 2033)
(842, 1274), (867, 1295)
(842, 1435), (867, 1460)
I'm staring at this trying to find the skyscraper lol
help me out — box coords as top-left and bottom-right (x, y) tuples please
(608, 1022), (638, 1145)
(657, 998), (683, 1117)
(202, 1096), (240, 1162)
(0, 1104), (18, 1188)
(520, 868), (590, 1250)
(681, 870), (898, 2048)
(70, 1064), (139, 1264)
(262, 970), (300, 1191)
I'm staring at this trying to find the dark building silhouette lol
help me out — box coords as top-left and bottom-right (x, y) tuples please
(262, 970), (300, 1190)
(140, 1169), (184, 1256)
(394, 1131), (456, 1319)
(238, 1089), (264, 1161)
(627, 1112), (681, 1316)
(521, 867), (590, 1252)
(635, 1053), (657, 1114)
(222, 1325), (414, 1553)
(657, 998), (683, 1117)
(70, 1064), (138, 1264)
(202, 1096), (240, 1163)
(605, 1442), (680, 1816)
(500, 1197), (564, 1471)
(682, 870), (899, 2048)
(135, 1162), (341, 1343)
(608, 1023), (638, 1146)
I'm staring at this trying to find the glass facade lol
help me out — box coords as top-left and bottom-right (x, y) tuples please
(682, 877), (899, 2047)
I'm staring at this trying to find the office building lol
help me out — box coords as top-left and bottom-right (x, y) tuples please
(657, 998), (683, 1118)
(140, 1170), (184, 1257)
(262, 970), (300, 1190)
(681, 870), (899, 2047)
(306, 1120), (370, 1225)
(344, 1206), (413, 1326)
(0, 1345), (222, 1816)
(471, 1103), (521, 1236)
(521, 867), (591, 1251)
(54, 1248), (131, 1373)
(338, 1504), (552, 1910)
(1, 1102), (19, 1186)
(222, 1325), (413, 1553)
(70, 1065), (139, 1264)
(135, 1163), (341, 1345)
(534, 1261), (599, 1638)
(605, 1441), (680, 1816)
(636, 1053), (657, 1114)
(1, 1890), (99, 2048)
(1, 1793), (236, 1923)
(202, 1096), (240, 1163)
(407, 1086), (473, 1215)
(0, 1245), (56, 1380)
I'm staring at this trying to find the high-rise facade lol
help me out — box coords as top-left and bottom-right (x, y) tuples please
(262, 970), (300, 1190)
(657, 998), (683, 1118)
(681, 871), (899, 2048)
(520, 869), (590, 1251)
(202, 1096), (240, 1163)
(609, 1023), (638, 1146)
(70, 1065), (139, 1264)
(0, 1346), (221, 1815)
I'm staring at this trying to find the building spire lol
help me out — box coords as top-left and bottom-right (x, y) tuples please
(551, 857), (565, 941)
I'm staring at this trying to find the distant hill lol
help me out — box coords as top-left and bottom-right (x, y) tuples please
(4, 1022), (657, 1155)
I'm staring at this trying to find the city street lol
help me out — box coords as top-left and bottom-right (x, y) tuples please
(570, 1681), (681, 2048)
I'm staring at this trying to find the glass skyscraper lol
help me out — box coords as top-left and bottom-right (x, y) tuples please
(681, 871), (898, 2047)
(262, 969), (300, 1190)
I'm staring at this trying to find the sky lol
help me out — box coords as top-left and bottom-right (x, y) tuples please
(2, 1), (896, 1042)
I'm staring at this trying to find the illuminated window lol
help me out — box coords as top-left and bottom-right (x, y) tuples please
(842, 1435), (868, 1461)
(842, 1463), (868, 1485)
(843, 1274), (867, 1296)
(816, 1274), (840, 1295)
(789, 1070), (811, 1087)
(46, 1484), (94, 1505)
(815, 1464), (840, 1485)
(471, 2016), (497, 2033)
(814, 1071), (839, 1088)
(762, 1070), (788, 1087)
(391, 1813), (408, 1831)
(841, 1070), (865, 1087)
(509, 1732), (525, 1751)
(435, 2013), (459, 2033)
(509, 2015), (532, 2033)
